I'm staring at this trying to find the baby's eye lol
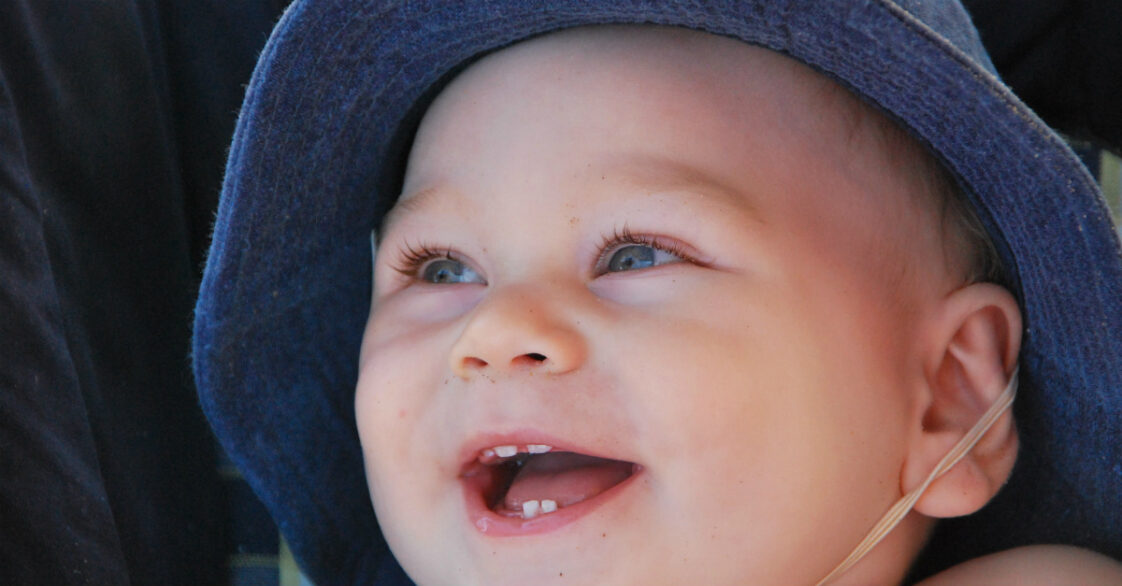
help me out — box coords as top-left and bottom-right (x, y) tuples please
(390, 244), (486, 285)
(604, 243), (683, 272)
(596, 227), (697, 275)
(419, 257), (484, 284)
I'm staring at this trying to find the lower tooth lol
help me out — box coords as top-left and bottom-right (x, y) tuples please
(522, 500), (541, 519)
(518, 499), (560, 519)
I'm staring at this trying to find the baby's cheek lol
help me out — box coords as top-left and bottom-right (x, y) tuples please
(354, 371), (391, 477)
(356, 356), (415, 452)
(356, 369), (464, 586)
(355, 369), (423, 546)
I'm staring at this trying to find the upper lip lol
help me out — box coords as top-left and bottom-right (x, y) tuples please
(456, 427), (638, 476)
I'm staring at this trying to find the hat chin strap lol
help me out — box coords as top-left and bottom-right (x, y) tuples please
(815, 367), (1020, 586)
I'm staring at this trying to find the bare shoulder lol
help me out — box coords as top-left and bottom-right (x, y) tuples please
(917, 545), (1122, 585)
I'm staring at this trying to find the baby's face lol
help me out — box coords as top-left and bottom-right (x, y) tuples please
(357, 27), (951, 586)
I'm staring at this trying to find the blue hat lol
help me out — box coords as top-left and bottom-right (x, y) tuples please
(193, 1), (1122, 583)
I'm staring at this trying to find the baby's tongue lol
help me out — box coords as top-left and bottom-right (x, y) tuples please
(503, 452), (633, 509)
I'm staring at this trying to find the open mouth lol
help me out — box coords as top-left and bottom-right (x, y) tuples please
(461, 443), (639, 522)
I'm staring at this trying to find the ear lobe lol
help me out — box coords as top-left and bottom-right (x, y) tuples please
(906, 283), (1023, 519)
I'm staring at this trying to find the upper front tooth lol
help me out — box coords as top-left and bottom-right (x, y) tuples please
(493, 445), (518, 458)
(526, 444), (552, 454)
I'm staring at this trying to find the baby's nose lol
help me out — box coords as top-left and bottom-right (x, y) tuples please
(449, 285), (586, 379)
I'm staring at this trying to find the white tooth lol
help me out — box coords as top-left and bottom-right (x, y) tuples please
(541, 499), (557, 514)
(481, 448), (495, 460)
(494, 445), (518, 458)
(522, 500), (541, 519)
(526, 444), (552, 454)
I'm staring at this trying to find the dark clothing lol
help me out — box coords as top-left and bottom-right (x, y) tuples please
(0, 2), (286, 583)
(964, 0), (1122, 153)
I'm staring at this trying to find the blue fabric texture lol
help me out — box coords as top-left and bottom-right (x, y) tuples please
(193, 1), (1122, 584)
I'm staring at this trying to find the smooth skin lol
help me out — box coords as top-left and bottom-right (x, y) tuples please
(355, 26), (1121, 585)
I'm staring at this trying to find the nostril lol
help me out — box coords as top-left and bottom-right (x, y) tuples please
(463, 357), (488, 370)
(510, 352), (547, 367)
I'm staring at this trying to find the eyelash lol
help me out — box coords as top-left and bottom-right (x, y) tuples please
(388, 227), (699, 279)
(595, 226), (698, 270)
(390, 242), (459, 278)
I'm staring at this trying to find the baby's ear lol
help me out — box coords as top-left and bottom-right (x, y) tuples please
(905, 283), (1022, 519)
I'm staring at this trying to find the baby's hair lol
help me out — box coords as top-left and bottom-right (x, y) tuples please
(902, 124), (1006, 286)
(819, 75), (1005, 286)
(929, 156), (1005, 285)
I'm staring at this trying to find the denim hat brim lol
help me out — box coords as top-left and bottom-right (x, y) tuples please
(193, 0), (1122, 583)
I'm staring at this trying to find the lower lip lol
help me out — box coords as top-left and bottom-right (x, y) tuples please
(461, 467), (643, 537)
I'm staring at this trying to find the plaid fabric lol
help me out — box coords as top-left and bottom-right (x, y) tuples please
(1101, 150), (1122, 227)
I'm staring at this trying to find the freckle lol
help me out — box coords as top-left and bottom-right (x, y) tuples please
(601, 532), (606, 538)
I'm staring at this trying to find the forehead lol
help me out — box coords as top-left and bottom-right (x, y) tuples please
(395, 31), (835, 195)
(383, 25), (928, 253)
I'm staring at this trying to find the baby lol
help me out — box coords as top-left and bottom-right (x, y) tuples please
(192, 1), (1122, 585)
(354, 25), (1115, 585)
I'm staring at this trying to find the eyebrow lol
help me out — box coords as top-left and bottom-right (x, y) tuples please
(378, 153), (761, 242)
(604, 153), (762, 222)
(377, 186), (445, 244)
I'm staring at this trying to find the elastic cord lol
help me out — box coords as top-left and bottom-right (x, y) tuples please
(815, 367), (1020, 585)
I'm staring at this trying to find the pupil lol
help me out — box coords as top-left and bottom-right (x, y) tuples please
(425, 260), (463, 283)
(609, 245), (655, 271)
